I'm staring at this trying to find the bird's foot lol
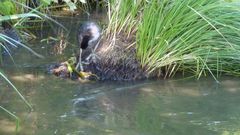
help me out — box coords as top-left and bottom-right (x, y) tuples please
(75, 62), (84, 71)
(86, 53), (100, 63)
(81, 61), (90, 65)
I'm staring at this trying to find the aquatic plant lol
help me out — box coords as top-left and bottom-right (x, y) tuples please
(0, 106), (20, 131)
(26, 0), (88, 13)
(106, 0), (144, 39)
(107, 0), (240, 79)
(0, 8), (43, 107)
(0, 2), (41, 130)
(137, 0), (240, 79)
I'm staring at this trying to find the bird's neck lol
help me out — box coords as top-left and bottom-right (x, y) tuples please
(81, 35), (91, 49)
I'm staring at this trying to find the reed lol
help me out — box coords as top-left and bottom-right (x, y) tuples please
(106, 0), (240, 79)
(0, 106), (20, 131)
(0, 2), (40, 130)
(106, 0), (145, 39)
(137, 0), (240, 79)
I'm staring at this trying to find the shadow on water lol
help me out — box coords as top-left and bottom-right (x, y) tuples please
(1, 17), (240, 135)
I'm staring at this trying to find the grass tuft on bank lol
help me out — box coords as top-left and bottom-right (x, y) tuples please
(107, 0), (240, 79)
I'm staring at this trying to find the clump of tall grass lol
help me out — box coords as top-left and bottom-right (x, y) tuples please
(107, 0), (240, 79)
(136, 0), (240, 79)
(106, 0), (145, 40)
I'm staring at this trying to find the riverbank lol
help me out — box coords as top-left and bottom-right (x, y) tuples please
(49, 34), (159, 81)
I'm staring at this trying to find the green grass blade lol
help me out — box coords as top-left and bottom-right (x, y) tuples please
(0, 106), (20, 132)
(0, 71), (33, 110)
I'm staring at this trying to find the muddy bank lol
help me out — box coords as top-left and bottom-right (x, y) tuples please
(83, 37), (150, 80)
(48, 36), (158, 81)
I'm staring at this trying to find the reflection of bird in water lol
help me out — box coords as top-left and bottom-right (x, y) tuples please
(76, 21), (101, 71)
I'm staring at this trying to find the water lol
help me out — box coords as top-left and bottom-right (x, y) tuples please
(2, 60), (240, 135)
(2, 70), (240, 135)
(1, 17), (240, 135)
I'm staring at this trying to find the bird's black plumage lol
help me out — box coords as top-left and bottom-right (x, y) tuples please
(81, 35), (91, 49)
(77, 22), (101, 50)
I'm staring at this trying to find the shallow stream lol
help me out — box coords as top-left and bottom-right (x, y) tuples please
(1, 17), (240, 135)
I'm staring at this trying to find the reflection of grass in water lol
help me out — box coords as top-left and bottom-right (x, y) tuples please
(134, 96), (163, 134)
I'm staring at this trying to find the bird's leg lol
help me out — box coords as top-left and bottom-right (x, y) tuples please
(76, 48), (83, 71)
(85, 50), (100, 63)
(85, 40), (100, 63)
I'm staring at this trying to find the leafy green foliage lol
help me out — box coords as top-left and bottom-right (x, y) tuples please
(40, 0), (52, 6)
(0, 0), (16, 15)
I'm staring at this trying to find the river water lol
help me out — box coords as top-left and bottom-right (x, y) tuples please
(1, 17), (240, 135)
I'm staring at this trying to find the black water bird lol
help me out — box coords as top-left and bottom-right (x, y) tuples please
(76, 21), (101, 71)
